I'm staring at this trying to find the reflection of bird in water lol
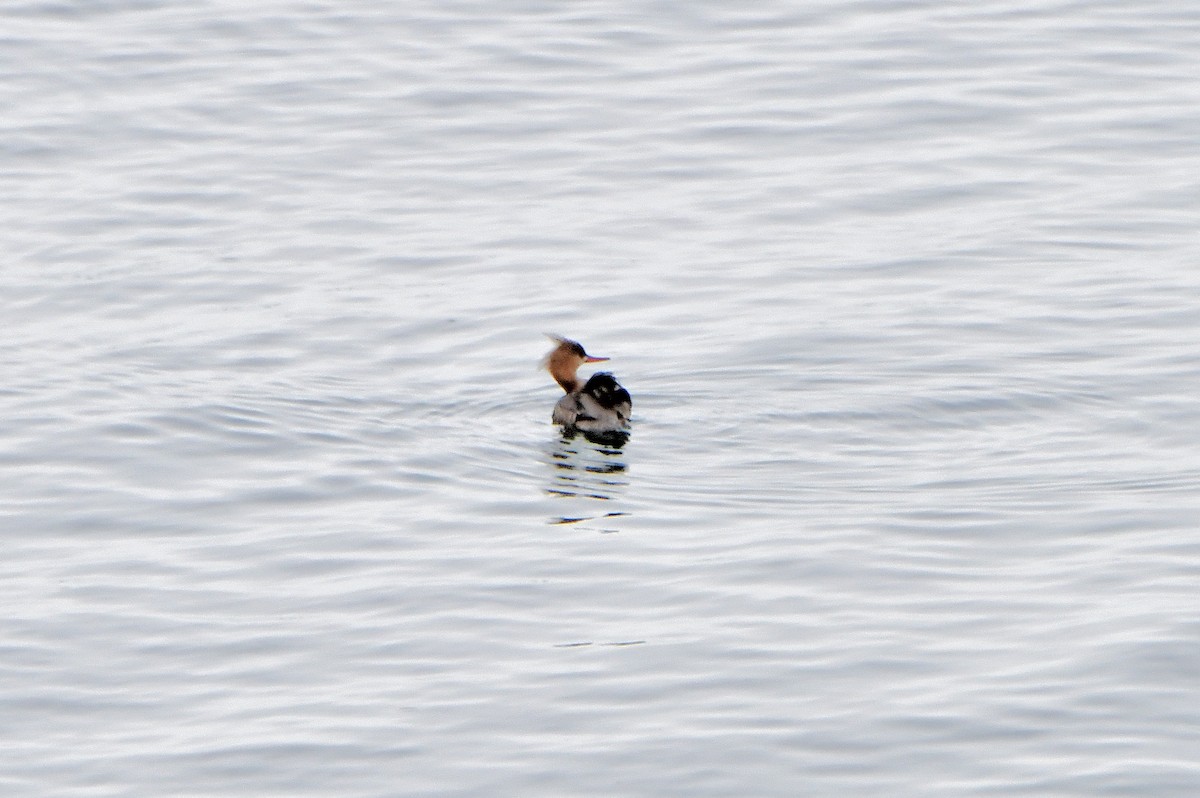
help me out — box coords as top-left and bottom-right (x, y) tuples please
(544, 428), (630, 530)
(543, 335), (631, 447)
(545, 432), (628, 501)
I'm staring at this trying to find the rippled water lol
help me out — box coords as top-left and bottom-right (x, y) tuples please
(3, 1), (1199, 795)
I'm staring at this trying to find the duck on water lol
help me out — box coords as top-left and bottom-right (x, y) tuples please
(543, 335), (632, 443)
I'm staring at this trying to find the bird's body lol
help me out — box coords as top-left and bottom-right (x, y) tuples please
(543, 335), (632, 436)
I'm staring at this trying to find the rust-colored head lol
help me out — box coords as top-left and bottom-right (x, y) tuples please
(543, 334), (608, 392)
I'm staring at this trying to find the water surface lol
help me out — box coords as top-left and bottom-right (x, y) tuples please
(2, 1), (1199, 796)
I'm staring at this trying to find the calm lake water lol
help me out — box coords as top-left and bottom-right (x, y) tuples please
(3, 1), (1199, 796)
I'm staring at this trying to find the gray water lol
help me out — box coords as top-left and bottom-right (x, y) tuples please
(3, 1), (1199, 796)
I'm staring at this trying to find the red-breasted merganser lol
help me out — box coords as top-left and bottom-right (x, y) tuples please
(543, 335), (632, 435)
